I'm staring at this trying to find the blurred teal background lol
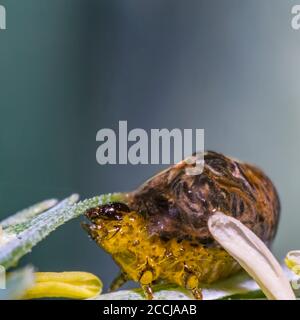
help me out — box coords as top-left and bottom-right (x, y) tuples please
(1, 0), (300, 290)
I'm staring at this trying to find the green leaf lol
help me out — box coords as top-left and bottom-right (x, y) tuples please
(0, 193), (124, 270)
(1, 199), (58, 231)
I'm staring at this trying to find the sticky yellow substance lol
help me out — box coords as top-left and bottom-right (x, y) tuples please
(91, 212), (240, 297)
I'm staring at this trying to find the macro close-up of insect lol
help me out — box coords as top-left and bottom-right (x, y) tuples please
(82, 151), (281, 299)
(3, 2), (300, 312)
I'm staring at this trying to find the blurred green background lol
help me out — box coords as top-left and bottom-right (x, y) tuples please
(1, 0), (300, 290)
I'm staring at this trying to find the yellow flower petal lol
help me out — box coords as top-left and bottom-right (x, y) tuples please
(285, 251), (300, 276)
(22, 272), (102, 300)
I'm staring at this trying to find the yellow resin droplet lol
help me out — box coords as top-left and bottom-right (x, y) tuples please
(186, 275), (198, 290)
(140, 270), (153, 285)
